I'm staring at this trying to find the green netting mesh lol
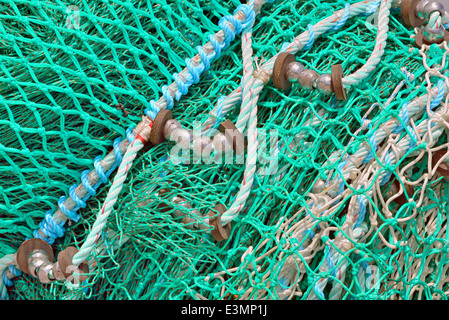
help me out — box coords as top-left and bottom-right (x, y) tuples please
(2, 0), (449, 300)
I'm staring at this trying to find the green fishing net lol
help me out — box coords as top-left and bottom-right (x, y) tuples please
(2, 0), (449, 300)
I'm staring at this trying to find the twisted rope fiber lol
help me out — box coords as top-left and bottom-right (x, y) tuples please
(309, 95), (447, 299)
(145, 0), (272, 118)
(219, 0), (384, 225)
(0, 0), (400, 298)
(74, 0), (384, 241)
(216, 0), (386, 226)
(72, 133), (147, 266)
(222, 43), (446, 299)
(72, 0), (264, 264)
(271, 70), (449, 299)
(280, 69), (419, 299)
(221, 0), (259, 224)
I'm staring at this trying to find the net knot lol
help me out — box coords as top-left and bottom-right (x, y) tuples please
(219, 15), (240, 47)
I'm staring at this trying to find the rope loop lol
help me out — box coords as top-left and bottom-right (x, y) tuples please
(196, 45), (212, 71)
(329, 3), (350, 32)
(186, 57), (201, 84)
(302, 24), (315, 51)
(162, 85), (174, 109)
